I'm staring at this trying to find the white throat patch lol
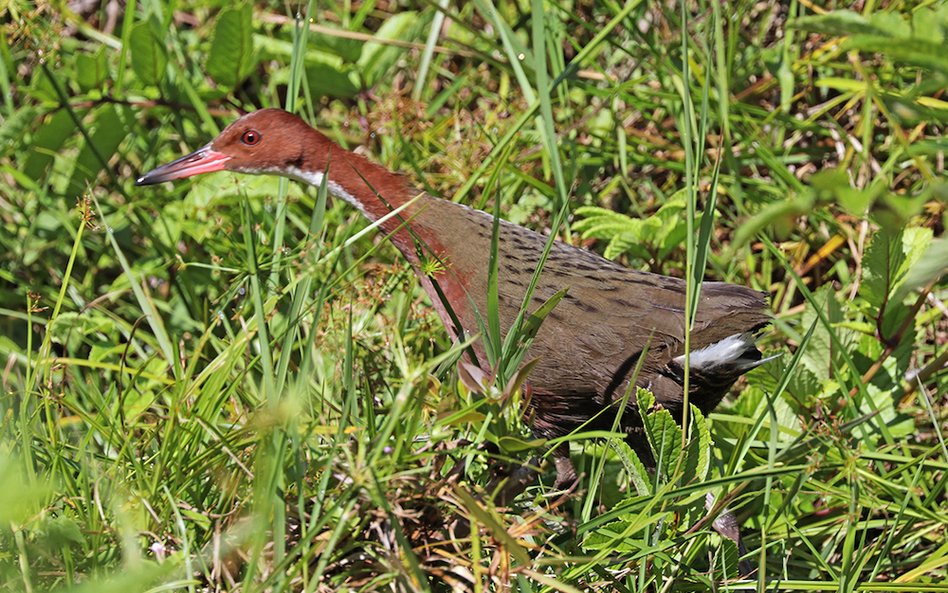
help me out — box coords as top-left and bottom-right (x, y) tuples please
(283, 166), (365, 216)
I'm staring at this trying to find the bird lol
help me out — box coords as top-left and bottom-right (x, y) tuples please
(137, 108), (772, 491)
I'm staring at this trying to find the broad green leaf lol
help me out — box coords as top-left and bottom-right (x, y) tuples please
(861, 228), (931, 309)
(255, 35), (360, 98)
(799, 284), (846, 381)
(76, 48), (109, 91)
(731, 191), (815, 249)
(358, 11), (425, 89)
(35, 516), (85, 550)
(911, 7), (944, 44)
(129, 21), (166, 86)
(0, 453), (50, 525)
(860, 228), (932, 339)
(310, 27), (364, 62)
(207, 5), (256, 89)
(683, 404), (711, 483)
(867, 11), (910, 38)
(810, 167), (884, 216)
(496, 435), (546, 453)
(305, 58), (360, 98)
(186, 168), (306, 208)
(66, 104), (126, 196)
(845, 36), (948, 73)
(23, 110), (75, 183)
(638, 388), (683, 481)
(852, 333), (916, 443)
(792, 11), (889, 37)
(892, 238), (948, 304)
(581, 511), (668, 552)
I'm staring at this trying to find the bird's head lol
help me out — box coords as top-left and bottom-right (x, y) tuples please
(136, 109), (327, 186)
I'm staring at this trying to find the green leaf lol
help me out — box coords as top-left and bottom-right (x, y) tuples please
(845, 36), (948, 74)
(683, 404), (711, 483)
(66, 104), (126, 196)
(792, 10), (889, 37)
(305, 57), (360, 98)
(310, 26), (364, 62)
(0, 106), (39, 160)
(0, 454), (50, 525)
(36, 516), (85, 549)
(129, 21), (166, 86)
(867, 11), (910, 38)
(516, 287), (568, 349)
(892, 237), (948, 304)
(731, 191), (815, 249)
(860, 228), (932, 338)
(799, 284), (846, 381)
(638, 387), (683, 480)
(861, 228), (927, 309)
(581, 511), (668, 552)
(76, 48), (109, 91)
(911, 7), (944, 44)
(255, 35), (360, 97)
(496, 435), (546, 453)
(23, 110), (75, 183)
(358, 11), (425, 89)
(207, 5), (256, 89)
(573, 206), (665, 260)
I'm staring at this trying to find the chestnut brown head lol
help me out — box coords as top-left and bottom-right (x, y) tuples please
(136, 109), (328, 186)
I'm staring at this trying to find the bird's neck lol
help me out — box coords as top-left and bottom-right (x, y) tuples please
(288, 140), (435, 262)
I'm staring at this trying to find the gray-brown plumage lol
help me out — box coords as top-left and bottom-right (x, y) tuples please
(137, 108), (771, 484)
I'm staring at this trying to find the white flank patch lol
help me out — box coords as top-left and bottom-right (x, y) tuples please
(674, 333), (758, 371)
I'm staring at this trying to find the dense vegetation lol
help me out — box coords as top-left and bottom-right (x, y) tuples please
(2, 1), (947, 591)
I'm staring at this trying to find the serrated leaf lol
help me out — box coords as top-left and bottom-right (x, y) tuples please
(130, 21), (166, 86)
(861, 227), (932, 331)
(207, 5), (256, 89)
(892, 237), (948, 304)
(604, 233), (639, 260)
(732, 192), (815, 249)
(683, 405), (711, 483)
(799, 284), (844, 381)
(638, 387), (682, 480)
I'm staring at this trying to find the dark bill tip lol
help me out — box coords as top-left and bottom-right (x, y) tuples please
(135, 146), (231, 186)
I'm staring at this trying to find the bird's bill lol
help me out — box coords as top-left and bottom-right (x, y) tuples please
(135, 145), (231, 186)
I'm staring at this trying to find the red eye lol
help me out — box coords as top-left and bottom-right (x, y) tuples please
(241, 130), (261, 145)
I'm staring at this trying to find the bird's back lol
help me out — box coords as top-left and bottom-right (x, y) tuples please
(409, 196), (769, 436)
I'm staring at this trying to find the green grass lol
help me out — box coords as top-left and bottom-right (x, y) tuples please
(2, 1), (947, 591)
